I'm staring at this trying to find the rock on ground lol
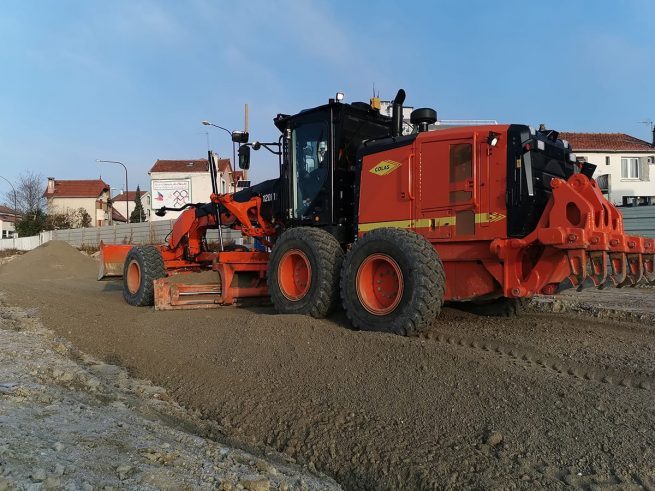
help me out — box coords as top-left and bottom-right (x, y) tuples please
(0, 296), (340, 490)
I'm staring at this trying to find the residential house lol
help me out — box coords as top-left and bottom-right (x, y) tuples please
(0, 205), (19, 238)
(560, 132), (655, 206)
(43, 178), (112, 227)
(112, 208), (127, 223)
(233, 171), (250, 191)
(112, 189), (151, 222)
(149, 158), (233, 221)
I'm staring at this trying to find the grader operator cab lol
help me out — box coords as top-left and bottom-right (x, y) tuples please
(99, 89), (655, 336)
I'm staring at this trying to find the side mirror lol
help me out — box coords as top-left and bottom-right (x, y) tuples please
(238, 145), (251, 170)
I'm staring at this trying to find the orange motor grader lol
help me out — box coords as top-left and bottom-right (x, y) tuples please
(100, 89), (655, 335)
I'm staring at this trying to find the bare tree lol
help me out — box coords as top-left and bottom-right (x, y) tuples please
(2, 171), (46, 214)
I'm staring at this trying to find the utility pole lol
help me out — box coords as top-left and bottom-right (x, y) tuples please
(96, 160), (129, 223)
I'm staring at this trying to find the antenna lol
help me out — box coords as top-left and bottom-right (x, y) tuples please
(639, 120), (654, 131)
(196, 131), (210, 150)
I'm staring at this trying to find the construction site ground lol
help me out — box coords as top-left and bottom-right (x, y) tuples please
(1, 241), (654, 489)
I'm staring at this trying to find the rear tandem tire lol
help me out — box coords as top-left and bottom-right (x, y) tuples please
(122, 245), (166, 306)
(340, 228), (445, 336)
(267, 227), (344, 318)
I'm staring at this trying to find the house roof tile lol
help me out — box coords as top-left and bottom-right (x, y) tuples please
(560, 132), (654, 152)
(112, 207), (127, 222)
(218, 159), (232, 173)
(0, 214), (17, 223)
(149, 158), (232, 174)
(0, 205), (19, 216)
(43, 179), (110, 198)
(112, 190), (148, 202)
(150, 159), (209, 173)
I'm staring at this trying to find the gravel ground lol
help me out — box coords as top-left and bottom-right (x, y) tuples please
(1, 242), (654, 489)
(0, 293), (340, 490)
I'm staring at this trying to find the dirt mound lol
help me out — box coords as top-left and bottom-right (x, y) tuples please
(0, 241), (97, 281)
(1, 240), (655, 488)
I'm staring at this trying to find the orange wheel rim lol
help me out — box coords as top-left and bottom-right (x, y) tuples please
(278, 249), (312, 301)
(356, 253), (404, 315)
(126, 260), (141, 294)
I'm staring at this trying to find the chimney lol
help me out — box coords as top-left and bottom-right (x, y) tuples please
(47, 177), (55, 194)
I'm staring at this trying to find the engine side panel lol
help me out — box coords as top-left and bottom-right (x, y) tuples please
(357, 126), (512, 301)
(358, 144), (416, 233)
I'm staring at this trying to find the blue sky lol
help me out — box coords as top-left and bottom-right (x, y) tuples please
(1, 0), (654, 197)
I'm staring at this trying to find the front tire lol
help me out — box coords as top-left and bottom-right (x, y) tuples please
(267, 227), (344, 317)
(341, 228), (445, 336)
(123, 246), (166, 306)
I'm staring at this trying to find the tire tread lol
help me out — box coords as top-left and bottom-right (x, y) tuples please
(268, 227), (344, 317)
(340, 228), (445, 336)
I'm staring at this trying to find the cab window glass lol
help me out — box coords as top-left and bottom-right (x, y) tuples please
(291, 121), (328, 218)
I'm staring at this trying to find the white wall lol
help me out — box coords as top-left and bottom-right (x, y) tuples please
(47, 190), (111, 226)
(112, 192), (151, 222)
(0, 218), (16, 238)
(578, 151), (655, 206)
(150, 172), (211, 221)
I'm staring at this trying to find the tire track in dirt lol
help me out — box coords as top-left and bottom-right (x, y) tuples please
(2, 243), (655, 490)
(422, 330), (655, 392)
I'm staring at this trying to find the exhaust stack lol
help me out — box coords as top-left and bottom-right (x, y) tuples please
(391, 89), (406, 137)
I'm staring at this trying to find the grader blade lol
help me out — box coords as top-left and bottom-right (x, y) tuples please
(154, 278), (222, 310)
(98, 241), (133, 280)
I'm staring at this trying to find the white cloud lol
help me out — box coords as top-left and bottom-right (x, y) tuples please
(111, 0), (186, 42)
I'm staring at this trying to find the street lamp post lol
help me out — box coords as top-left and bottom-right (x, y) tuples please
(202, 120), (236, 191)
(0, 175), (18, 248)
(96, 160), (129, 223)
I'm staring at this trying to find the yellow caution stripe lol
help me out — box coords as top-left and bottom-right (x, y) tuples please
(358, 212), (506, 233)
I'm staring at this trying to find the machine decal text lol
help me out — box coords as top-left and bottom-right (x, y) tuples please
(370, 160), (402, 176)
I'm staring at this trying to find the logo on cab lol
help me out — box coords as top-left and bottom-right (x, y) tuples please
(370, 160), (402, 176)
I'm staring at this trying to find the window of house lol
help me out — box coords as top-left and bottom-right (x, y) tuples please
(605, 156), (610, 165)
(621, 157), (640, 179)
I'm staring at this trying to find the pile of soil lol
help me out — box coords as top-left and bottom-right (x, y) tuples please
(1, 242), (654, 489)
(0, 240), (97, 281)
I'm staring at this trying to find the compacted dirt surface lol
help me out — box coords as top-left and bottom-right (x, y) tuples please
(0, 298), (340, 490)
(1, 241), (654, 489)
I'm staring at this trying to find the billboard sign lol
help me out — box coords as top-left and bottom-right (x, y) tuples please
(151, 179), (191, 209)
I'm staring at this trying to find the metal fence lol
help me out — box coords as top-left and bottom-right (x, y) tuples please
(619, 206), (655, 238)
(0, 220), (244, 251)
